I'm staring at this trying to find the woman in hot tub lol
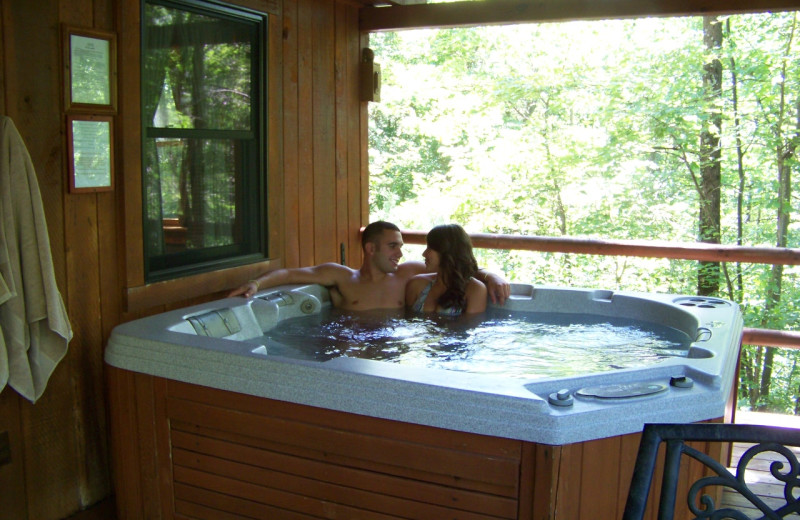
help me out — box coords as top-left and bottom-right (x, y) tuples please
(406, 224), (487, 315)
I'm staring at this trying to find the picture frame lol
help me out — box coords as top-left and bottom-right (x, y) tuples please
(67, 114), (114, 193)
(63, 26), (117, 113)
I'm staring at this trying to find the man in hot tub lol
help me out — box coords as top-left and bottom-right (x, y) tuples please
(228, 221), (510, 311)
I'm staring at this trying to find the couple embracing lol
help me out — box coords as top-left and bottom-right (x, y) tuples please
(230, 221), (509, 316)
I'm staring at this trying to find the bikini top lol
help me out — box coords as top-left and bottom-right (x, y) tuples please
(411, 279), (463, 316)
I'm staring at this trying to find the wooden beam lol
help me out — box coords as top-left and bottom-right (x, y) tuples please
(399, 229), (800, 265)
(743, 328), (800, 349)
(360, 0), (800, 32)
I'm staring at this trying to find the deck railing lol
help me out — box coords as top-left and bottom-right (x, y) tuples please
(400, 229), (800, 350)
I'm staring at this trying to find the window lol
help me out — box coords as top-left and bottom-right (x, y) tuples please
(142, 0), (266, 282)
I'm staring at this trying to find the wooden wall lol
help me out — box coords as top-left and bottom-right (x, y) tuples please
(0, 0), (367, 517)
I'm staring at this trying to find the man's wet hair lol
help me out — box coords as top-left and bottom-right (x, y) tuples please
(361, 221), (400, 249)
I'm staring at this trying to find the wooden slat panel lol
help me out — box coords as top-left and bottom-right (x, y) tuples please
(283, 0), (300, 268)
(518, 443), (559, 520)
(166, 398), (520, 496)
(0, 2), (26, 518)
(176, 496), (269, 520)
(153, 377), (175, 519)
(359, 31), (370, 235)
(0, 0), (7, 116)
(118, 0), (145, 289)
(172, 432), (517, 517)
(297, 0), (315, 267)
(311, 0), (337, 264)
(616, 430), (643, 518)
(106, 368), (145, 520)
(166, 379), (521, 459)
(0, 389), (27, 520)
(65, 192), (109, 503)
(177, 470), (409, 520)
(61, 0), (110, 485)
(553, 442), (582, 519)
(579, 435), (623, 518)
(133, 372), (166, 519)
(347, 12), (364, 265)
(8, 0), (80, 516)
(176, 480), (403, 520)
(174, 450), (512, 520)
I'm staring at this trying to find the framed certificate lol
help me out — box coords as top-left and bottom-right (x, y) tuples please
(67, 114), (114, 193)
(64, 26), (117, 112)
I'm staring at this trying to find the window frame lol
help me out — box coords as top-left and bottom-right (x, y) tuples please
(141, 0), (268, 283)
(120, 0), (282, 312)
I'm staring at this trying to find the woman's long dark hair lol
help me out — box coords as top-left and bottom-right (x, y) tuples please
(426, 224), (478, 311)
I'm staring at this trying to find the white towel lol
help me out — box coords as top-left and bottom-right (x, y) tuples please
(0, 116), (72, 403)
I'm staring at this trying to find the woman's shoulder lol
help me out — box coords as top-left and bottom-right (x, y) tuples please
(463, 277), (488, 313)
(466, 276), (488, 299)
(467, 276), (487, 291)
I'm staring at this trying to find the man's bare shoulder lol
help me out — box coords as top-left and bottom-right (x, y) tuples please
(396, 260), (429, 280)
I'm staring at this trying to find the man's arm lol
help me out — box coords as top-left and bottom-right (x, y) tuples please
(228, 263), (352, 298)
(475, 269), (510, 305)
(397, 261), (510, 305)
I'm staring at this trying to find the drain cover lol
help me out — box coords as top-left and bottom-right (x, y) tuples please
(576, 382), (668, 399)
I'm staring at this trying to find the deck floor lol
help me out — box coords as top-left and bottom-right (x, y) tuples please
(721, 411), (800, 518)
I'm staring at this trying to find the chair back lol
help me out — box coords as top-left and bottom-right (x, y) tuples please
(622, 422), (800, 520)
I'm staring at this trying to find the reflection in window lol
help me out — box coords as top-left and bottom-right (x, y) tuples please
(143, 0), (265, 281)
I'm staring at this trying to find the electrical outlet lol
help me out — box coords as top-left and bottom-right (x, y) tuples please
(0, 431), (10, 467)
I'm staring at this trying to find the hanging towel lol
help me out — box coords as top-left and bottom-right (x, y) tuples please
(0, 116), (72, 403)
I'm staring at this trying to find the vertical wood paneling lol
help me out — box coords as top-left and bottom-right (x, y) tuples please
(359, 31), (370, 240)
(118, 0), (144, 289)
(0, 9), (21, 519)
(554, 442), (582, 519)
(0, 390), (27, 519)
(0, 1), (7, 117)
(580, 435), (622, 518)
(297, 0), (315, 266)
(346, 13), (364, 265)
(62, 0), (112, 507)
(617, 431), (643, 518)
(267, 14), (285, 262)
(107, 369), (143, 520)
(335, 4), (350, 265)
(311, 0), (337, 263)
(6, 0), (81, 518)
(282, 1), (300, 267)
(2, 0), (368, 518)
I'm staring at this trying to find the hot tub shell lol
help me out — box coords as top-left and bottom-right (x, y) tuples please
(105, 283), (743, 519)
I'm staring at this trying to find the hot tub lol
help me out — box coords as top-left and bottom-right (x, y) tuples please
(105, 283), (743, 519)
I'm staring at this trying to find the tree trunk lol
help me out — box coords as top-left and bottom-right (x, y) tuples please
(697, 16), (723, 296)
(756, 14), (798, 411)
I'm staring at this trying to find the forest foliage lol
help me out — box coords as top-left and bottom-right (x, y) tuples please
(367, 13), (800, 414)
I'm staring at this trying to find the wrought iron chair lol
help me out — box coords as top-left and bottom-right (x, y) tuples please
(622, 422), (800, 520)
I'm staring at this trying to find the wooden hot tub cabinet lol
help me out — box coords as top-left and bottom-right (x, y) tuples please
(107, 367), (725, 519)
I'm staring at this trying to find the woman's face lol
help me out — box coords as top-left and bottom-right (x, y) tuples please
(423, 247), (441, 272)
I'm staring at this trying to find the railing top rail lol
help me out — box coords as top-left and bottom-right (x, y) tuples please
(399, 229), (800, 265)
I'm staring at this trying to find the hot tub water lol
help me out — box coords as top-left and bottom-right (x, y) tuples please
(258, 307), (691, 379)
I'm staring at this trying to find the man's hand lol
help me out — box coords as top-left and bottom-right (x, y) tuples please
(228, 280), (260, 298)
(483, 272), (510, 305)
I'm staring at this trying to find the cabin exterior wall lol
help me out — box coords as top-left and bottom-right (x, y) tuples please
(0, 0), (366, 518)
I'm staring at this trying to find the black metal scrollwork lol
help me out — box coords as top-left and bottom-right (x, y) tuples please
(683, 441), (800, 519)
